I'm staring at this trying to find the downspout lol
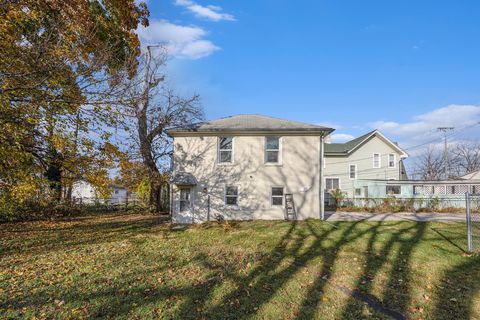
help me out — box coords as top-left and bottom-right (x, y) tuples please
(320, 133), (325, 220)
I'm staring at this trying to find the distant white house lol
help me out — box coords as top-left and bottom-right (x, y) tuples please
(71, 181), (134, 204)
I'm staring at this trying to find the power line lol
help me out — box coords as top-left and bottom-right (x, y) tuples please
(437, 127), (454, 179)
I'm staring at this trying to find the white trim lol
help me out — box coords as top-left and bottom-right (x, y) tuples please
(264, 136), (282, 165)
(217, 136), (235, 165)
(270, 186), (284, 206)
(388, 153), (396, 168)
(325, 177), (341, 191)
(224, 185), (239, 206)
(349, 164), (357, 180)
(373, 153), (381, 168)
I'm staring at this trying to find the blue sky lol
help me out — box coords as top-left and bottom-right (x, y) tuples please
(138, 0), (480, 154)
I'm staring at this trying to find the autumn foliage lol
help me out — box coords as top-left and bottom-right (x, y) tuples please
(0, 0), (149, 219)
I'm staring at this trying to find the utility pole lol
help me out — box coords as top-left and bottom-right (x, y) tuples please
(437, 127), (454, 180)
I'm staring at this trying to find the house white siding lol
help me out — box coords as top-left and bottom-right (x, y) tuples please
(172, 135), (323, 223)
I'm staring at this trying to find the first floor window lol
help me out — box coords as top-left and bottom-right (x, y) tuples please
(388, 154), (396, 168)
(265, 136), (280, 163)
(219, 137), (233, 163)
(225, 186), (238, 205)
(326, 178), (340, 190)
(355, 188), (362, 196)
(386, 185), (401, 195)
(349, 164), (357, 179)
(271, 187), (284, 206)
(179, 188), (191, 212)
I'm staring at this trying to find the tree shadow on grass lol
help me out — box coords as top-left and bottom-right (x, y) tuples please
(432, 254), (480, 319)
(337, 221), (426, 319)
(178, 219), (395, 319)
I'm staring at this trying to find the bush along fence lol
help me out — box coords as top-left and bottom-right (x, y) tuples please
(0, 197), (144, 222)
(325, 194), (480, 213)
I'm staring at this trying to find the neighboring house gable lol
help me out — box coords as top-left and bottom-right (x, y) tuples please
(323, 130), (408, 198)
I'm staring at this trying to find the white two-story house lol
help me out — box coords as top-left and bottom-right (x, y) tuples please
(324, 130), (409, 199)
(167, 114), (333, 223)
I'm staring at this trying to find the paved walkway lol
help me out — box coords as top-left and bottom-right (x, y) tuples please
(325, 211), (465, 222)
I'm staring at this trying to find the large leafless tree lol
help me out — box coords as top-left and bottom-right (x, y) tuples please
(119, 47), (203, 212)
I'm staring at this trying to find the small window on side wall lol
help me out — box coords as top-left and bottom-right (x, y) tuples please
(349, 164), (357, 179)
(271, 187), (284, 206)
(218, 137), (233, 163)
(373, 153), (381, 168)
(326, 178), (340, 191)
(388, 154), (396, 168)
(225, 186), (238, 205)
(265, 136), (280, 163)
(386, 185), (401, 195)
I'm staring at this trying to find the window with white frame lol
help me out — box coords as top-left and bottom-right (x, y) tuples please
(388, 154), (396, 168)
(271, 187), (284, 206)
(373, 153), (381, 168)
(355, 188), (362, 196)
(225, 186), (238, 205)
(265, 136), (280, 163)
(179, 188), (191, 212)
(349, 164), (357, 179)
(218, 137), (233, 163)
(326, 178), (340, 190)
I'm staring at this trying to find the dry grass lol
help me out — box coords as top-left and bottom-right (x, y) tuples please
(0, 213), (479, 319)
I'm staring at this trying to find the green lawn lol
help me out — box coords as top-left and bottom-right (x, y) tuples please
(1, 214), (479, 319)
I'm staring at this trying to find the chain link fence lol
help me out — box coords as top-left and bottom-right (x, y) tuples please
(466, 193), (480, 252)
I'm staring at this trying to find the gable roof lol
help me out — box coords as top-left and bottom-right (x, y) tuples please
(325, 129), (408, 157)
(460, 170), (480, 180)
(166, 114), (334, 136)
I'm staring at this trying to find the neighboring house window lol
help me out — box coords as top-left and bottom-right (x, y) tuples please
(271, 187), (284, 206)
(386, 185), (401, 195)
(326, 178), (340, 190)
(114, 190), (119, 194)
(373, 153), (381, 168)
(265, 136), (280, 163)
(349, 164), (357, 179)
(179, 188), (190, 212)
(388, 154), (396, 168)
(218, 137), (233, 163)
(225, 186), (238, 205)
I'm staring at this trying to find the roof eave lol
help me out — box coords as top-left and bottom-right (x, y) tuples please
(167, 128), (334, 137)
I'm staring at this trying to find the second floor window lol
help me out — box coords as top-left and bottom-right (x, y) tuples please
(265, 136), (280, 163)
(373, 153), (381, 168)
(349, 164), (357, 179)
(388, 154), (396, 168)
(218, 137), (233, 163)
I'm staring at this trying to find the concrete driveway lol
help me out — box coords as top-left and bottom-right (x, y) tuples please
(325, 211), (466, 222)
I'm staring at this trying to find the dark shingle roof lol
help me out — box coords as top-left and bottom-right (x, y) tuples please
(325, 130), (377, 154)
(166, 114), (334, 136)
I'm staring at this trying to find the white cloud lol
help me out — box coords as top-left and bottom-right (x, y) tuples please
(175, 0), (235, 21)
(330, 133), (355, 143)
(137, 19), (219, 59)
(369, 105), (480, 138)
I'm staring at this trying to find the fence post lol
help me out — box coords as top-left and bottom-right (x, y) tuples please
(466, 193), (473, 252)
